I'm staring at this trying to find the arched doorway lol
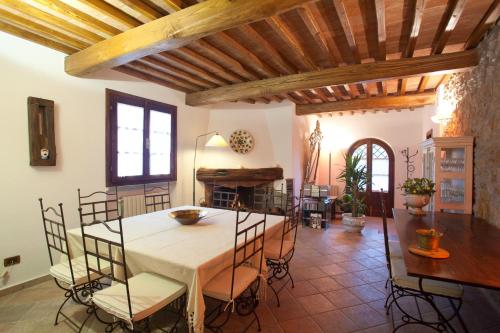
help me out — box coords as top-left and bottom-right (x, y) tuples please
(348, 138), (395, 217)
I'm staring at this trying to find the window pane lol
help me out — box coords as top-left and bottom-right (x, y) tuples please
(117, 103), (144, 177)
(352, 144), (368, 190)
(149, 111), (171, 175)
(372, 144), (389, 191)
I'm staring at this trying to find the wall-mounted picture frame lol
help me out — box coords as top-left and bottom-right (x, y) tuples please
(28, 97), (56, 166)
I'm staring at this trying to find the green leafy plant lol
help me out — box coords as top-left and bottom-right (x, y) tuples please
(399, 178), (436, 196)
(337, 154), (369, 217)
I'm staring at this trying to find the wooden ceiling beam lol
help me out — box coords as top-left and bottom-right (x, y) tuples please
(0, 20), (77, 54)
(65, 0), (314, 76)
(172, 47), (246, 83)
(295, 92), (436, 115)
(297, 6), (337, 67)
(158, 52), (229, 86)
(431, 0), (467, 55)
(185, 50), (478, 106)
(265, 15), (318, 70)
(398, 0), (425, 95)
(127, 60), (201, 91)
(332, 0), (361, 63)
(464, 0), (500, 49)
(116, 65), (191, 92)
(139, 56), (216, 88)
(31, 0), (121, 37)
(237, 25), (297, 74)
(0, 8), (89, 50)
(119, 0), (165, 21)
(0, 0), (103, 43)
(78, 0), (142, 28)
(161, 0), (182, 14)
(212, 32), (279, 78)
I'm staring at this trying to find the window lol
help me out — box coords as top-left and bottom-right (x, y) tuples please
(106, 89), (177, 186)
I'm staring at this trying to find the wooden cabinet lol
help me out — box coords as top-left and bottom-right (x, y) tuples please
(422, 137), (473, 214)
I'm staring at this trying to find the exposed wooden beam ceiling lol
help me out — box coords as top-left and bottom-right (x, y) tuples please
(465, 0), (500, 49)
(64, 0), (314, 76)
(295, 92), (436, 115)
(186, 50), (478, 106)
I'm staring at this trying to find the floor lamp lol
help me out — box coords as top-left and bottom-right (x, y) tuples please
(193, 131), (228, 205)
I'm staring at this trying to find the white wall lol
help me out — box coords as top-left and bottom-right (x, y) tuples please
(0, 31), (210, 290)
(307, 109), (429, 209)
(198, 102), (299, 202)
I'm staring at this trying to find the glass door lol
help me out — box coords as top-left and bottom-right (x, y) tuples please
(348, 139), (395, 217)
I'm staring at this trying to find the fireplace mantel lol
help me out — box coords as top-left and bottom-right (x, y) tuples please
(196, 167), (283, 185)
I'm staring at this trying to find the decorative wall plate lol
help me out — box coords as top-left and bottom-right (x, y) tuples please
(229, 130), (254, 154)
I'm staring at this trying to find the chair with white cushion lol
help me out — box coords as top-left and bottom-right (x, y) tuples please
(203, 210), (267, 332)
(380, 196), (467, 332)
(80, 215), (187, 332)
(265, 192), (300, 307)
(39, 198), (107, 332)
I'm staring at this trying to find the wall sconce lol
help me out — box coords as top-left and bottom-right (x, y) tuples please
(431, 113), (453, 124)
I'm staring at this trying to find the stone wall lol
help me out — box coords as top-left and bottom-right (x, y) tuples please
(442, 24), (500, 226)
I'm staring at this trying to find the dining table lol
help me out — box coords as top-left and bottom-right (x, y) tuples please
(66, 206), (285, 333)
(392, 208), (500, 331)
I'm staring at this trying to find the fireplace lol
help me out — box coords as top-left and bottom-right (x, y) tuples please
(196, 167), (292, 211)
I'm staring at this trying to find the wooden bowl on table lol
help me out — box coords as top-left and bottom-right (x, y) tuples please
(169, 209), (208, 225)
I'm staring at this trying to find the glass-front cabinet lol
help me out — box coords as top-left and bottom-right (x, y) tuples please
(421, 137), (474, 214)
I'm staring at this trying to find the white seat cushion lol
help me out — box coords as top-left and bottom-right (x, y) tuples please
(203, 266), (259, 302)
(265, 239), (294, 260)
(92, 272), (186, 322)
(389, 240), (403, 258)
(390, 258), (463, 298)
(50, 255), (110, 286)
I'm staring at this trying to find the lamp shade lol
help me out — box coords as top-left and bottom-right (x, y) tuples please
(205, 133), (228, 147)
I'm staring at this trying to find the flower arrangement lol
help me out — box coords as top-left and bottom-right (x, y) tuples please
(400, 178), (436, 196)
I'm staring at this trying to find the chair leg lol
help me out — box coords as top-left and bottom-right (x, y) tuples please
(54, 292), (72, 326)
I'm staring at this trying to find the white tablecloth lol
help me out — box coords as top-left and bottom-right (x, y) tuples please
(66, 206), (284, 332)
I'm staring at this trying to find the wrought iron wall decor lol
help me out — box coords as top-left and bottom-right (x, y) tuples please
(303, 120), (323, 185)
(400, 147), (418, 180)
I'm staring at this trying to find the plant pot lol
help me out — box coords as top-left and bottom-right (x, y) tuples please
(404, 194), (430, 216)
(342, 213), (366, 233)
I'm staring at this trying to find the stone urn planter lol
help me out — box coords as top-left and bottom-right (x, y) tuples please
(404, 194), (430, 216)
(342, 213), (366, 233)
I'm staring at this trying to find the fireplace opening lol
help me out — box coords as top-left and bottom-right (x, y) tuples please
(212, 184), (288, 214)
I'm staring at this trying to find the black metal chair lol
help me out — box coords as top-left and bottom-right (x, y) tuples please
(39, 198), (105, 332)
(380, 195), (467, 332)
(202, 210), (267, 332)
(78, 187), (120, 224)
(265, 193), (300, 307)
(143, 182), (171, 213)
(80, 214), (187, 332)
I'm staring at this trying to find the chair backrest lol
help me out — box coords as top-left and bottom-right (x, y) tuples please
(229, 210), (267, 300)
(277, 192), (301, 259)
(380, 190), (393, 279)
(80, 215), (133, 319)
(39, 198), (74, 284)
(144, 182), (171, 213)
(78, 187), (120, 225)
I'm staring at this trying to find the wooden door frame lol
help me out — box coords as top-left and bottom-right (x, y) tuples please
(347, 138), (395, 215)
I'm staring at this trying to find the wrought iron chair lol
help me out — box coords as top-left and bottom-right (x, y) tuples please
(202, 210), (267, 332)
(380, 196), (467, 332)
(39, 198), (107, 332)
(80, 214), (187, 332)
(265, 193), (300, 307)
(143, 182), (171, 213)
(78, 187), (120, 224)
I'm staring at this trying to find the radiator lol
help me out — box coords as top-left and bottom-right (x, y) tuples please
(119, 195), (146, 218)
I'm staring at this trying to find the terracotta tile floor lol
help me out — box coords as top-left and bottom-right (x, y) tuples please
(1, 217), (499, 333)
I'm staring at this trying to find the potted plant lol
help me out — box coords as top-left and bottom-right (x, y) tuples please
(337, 154), (369, 232)
(400, 178), (435, 216)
